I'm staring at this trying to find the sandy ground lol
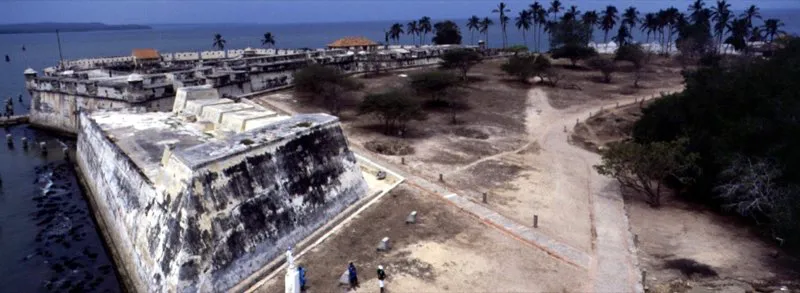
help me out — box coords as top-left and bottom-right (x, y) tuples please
(569, 92), (800, 292)
(252, 184), (588, 293)
(251, 57), (693, 292)
(629, 193), (800, 292)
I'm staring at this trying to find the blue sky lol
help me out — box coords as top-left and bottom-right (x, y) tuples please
(1, 0), (799, 24)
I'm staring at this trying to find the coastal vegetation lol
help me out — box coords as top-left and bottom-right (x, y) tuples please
(261, 32), (276, 48)
(292, 64), (363, 115)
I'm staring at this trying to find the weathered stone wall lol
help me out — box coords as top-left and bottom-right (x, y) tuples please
(77, 112), (367, 292)
(76, 113), (163, 292)
(30, 91), (173, 133)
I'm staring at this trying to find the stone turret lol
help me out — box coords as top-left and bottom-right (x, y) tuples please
(23, 68), (37, 89)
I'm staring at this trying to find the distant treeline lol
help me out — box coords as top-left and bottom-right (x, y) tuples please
(0, 22), (151, 34)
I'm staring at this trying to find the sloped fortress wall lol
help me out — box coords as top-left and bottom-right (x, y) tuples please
(76, 91), (367, 291)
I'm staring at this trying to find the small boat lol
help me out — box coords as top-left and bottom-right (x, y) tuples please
(4, 55), (9, 62)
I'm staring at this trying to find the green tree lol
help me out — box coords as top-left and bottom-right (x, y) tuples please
(501, 54), (550, 83)
(492, 2), (512, 48)
(582, 10), (599, 42)
(548, 0), (563, 21)
(441, 49), (483, 81)
(600, 5), (619, 44)
(632, 38), (800, 248)
(419, 16), (432, 45)
(389, 23), (405, 44)
(725, 18), (749, 52)
(530, 2), (548, 52)
(740, 5), (761, 28)
(359, 88), (427, 135)
(467, 15), (482, 45)
(562, 5), (580, 22)
(480, 17), (494, 47)
(641, 13), (658, 44)
(293, 64), (362, 115)
(763, 18), (786, 44)
(615, 44), (647, 87)
(407, 21), (419, 45)
(261, 32), (276, 48)
(213, 33), (226, 50)
(548, 17), (596, 67)
(711, 0), (731, 53)
(408, 71), (466, 123)
(408, 70), (460, 101)
(432, 20), (462, 45)
(515, 10), (533, 48)
(588, 56), (616, 83)
(595, 138), (699, 207)
(622, 6), (640, 30)
(612, 24), (632, 46)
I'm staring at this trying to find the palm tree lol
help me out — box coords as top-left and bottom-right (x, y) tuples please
(480, 17), (494, 47)
(213, 33), (226, 50)
(663, 7), (680, 54)
(419, 17), (432, 45)
(582, 11), (599, 42)
(763, 18), (786, 44)
(613, 24), (632, 46)
(389, 23), (404, 44)
(712, 0), (731, 53)
(407, 21), (419, 45)
(748, 26), (764, 42)
(562, 5), (580, 22)
(492, 2), (512, 48)
(535, 7), (548, 52)
(515, 10), (532, 48)
(530, 1), (545, 52)
(548, 0), (563, 22)
(641, 13), (658, 44)
(725, 17), (749, 52)
(741, 5), (761, 28)
(467, 15), (481, 45)
(688, 0), (706, 21)
(600, 6), (619, 45)
(261, 32), (276, 48)
(622, 6), (639, 30)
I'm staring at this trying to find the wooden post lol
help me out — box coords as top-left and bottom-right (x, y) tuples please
(634, 234), (639, 246)
(533, 215), (538, 228)
(482, 192), (487, 203)
(439, 173), (443, 182)
(401, 157), (405, 165)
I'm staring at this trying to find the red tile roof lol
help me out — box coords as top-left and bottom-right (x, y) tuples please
(327, 37), (378, 48)
(132, 48), (160, 60)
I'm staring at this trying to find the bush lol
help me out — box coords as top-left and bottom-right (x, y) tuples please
(501, 54), (552, 83)
(440, 49), (482, 80)
(551, 44), (598, 67)
(432, 20), (462, 45)
(293, 64), (362, 114)
(408, 71), (460, 100)
(359, 88), (427, 136)
(587, 57), (616, 83)
(615, 44), (648, 87)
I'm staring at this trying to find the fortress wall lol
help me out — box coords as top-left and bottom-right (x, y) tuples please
(77, 111), (367, 292)
(76, 113), (164, 292)
(248, 71), (293, 92)
(30, 91), (173, 133)
(166, 117), (367, 291)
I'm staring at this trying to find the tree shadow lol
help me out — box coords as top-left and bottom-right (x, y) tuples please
(663, 258), (719, 278)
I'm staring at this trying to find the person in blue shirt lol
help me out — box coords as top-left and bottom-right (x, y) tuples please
(297, 266), (306, 292)
(348, 262), (359, 289)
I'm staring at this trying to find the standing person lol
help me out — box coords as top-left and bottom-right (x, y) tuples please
(347, 262), (359, 289)
(376, 265), (386, 293)
(297, 266), (306, 292)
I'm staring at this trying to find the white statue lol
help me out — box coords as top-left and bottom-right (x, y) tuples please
(285, 246), (300, 293)
(286, 246), (295, 270)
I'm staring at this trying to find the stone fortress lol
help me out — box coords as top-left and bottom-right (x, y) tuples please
(24, 38), (472, 134)
(22, 38), (465, 292)
(76, 85), (369, 292)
